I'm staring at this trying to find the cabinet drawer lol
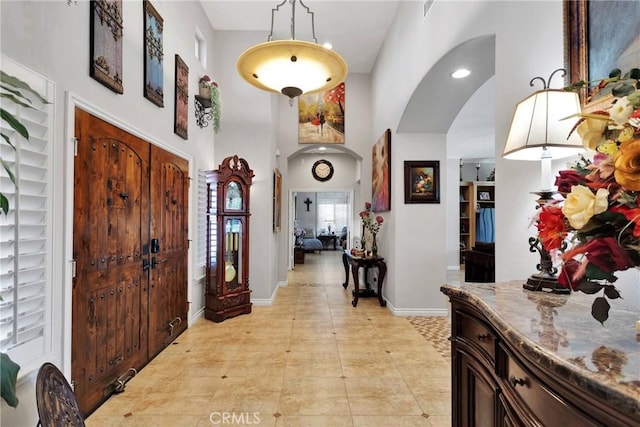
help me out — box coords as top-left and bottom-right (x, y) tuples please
(458, 310), (496, 362)
(504, 351), (596, 427)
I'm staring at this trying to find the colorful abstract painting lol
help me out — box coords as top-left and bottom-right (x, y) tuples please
(298, 82), (345, 144)
(372, 129), (391, 212)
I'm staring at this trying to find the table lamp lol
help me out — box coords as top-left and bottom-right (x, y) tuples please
(503, 69), (583, 293)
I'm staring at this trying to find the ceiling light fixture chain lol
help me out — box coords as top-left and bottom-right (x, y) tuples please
(268, 0), (317, 43)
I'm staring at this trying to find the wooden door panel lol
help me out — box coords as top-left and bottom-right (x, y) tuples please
(73, 108), (150, 415)
(148, 148), (188, 356)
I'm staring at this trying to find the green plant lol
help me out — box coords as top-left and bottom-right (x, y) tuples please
(1, 71), (48, 213)
(198, 75), (221, 132)
(0, 70), (49, 407)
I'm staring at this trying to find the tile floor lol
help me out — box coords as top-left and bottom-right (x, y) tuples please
(86, 251), (452, 427)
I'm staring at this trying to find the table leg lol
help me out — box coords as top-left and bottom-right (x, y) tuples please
(377, 261), (387, 307)
(342, 252), (349, 289)
(351, 263), (360, 307)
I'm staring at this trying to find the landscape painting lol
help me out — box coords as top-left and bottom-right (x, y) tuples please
(298, 82), (345, 144)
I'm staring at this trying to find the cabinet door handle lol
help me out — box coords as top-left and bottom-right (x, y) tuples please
(477, 333), (490, 341)
(509, 375), (528, 388)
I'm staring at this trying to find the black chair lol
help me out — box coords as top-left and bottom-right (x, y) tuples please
(36, 362), (85, 427)
(464, 242), (495, 283)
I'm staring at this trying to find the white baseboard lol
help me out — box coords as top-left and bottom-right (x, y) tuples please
(385, 300), (449, 317)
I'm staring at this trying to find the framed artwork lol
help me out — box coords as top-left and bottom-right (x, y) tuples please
(479, 191), (491, 201)
(372, 129), (391, 212)
(298, 82), (345, 144)
(143, 0), (164, 107)
(565, 0), (640, 105)
(404, 161), (440, 204)
(90, 0), (123, 94)
(273, 168), (282, 232)
(174, 54), (188, 140)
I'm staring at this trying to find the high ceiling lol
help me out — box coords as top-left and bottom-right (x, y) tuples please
(201, 0), (495, 160)
(200, 0), (400, 74)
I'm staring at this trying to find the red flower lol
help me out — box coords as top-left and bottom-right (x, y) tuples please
(375, 216), (384, 225)
(536, 205), (567, 251)
(557, 258), (585, 291)
(610, 205), (640, 237)
(554, 170), (585, 196)
(365, 202), (372, 209)
(583, 237), (636, 273)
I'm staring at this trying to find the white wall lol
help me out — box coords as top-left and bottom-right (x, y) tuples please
(369, 0), (569, 311)
(1, 1), (217, 424)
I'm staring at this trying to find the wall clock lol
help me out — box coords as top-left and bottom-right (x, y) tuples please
(312, 159), (334, 182)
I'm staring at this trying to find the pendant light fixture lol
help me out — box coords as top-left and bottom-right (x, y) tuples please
(237, 0), (348, 101)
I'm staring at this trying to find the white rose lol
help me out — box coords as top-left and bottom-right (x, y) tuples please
(561, 185), (609, 229)
(609, 96), (634, 126)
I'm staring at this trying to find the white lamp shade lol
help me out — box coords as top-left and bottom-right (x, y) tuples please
(237, 40), (348, 97)
(503, 89), (583, 160)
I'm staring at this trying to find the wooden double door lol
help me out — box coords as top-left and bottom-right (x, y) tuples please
(72, 108), (189, 414)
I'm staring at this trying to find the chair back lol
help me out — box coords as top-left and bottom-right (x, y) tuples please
(36, 362), (85, 427)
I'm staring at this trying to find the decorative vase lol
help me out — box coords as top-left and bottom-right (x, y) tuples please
(361, 224), (366, 250)
(372, 233), (378, 257)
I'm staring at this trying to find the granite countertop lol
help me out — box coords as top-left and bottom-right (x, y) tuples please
(441, 276), (640, 418)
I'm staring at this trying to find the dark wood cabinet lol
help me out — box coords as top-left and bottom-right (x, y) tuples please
(205, 155), (254, 323)
(443, 283), (639, 427)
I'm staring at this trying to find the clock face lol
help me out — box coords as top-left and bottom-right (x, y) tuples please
(312, 159), (334, 181)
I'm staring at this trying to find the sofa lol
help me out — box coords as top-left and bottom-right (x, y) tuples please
(299, 228), (323, 252)
(464, 242), (495, 283)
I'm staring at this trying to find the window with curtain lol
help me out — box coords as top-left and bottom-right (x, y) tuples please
(0, 59), (54, 368)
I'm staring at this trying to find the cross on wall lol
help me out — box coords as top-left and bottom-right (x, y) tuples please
(304, 198), (313, 212)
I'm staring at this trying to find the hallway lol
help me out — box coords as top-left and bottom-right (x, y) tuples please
(86, 251), (452, 426)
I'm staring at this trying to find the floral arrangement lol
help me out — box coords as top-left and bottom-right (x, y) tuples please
(293, 227), (304, 246)
(199, 75), (221, 133)
(359, 202), (384, 255)
(536, 68), (640, 323)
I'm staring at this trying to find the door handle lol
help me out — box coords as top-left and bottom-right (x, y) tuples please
(142, 259), (150, 271)
(151, 257), (168, 269)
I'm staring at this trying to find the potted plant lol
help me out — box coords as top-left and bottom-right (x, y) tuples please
(198, 75), (221, 132)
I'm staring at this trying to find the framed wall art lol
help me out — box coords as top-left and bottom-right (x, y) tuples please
(298, 82), (345, 144)
(372, 129), (391, 212)
(273, 168), (282, 232)
(565, 0), (640, 105)
(143, 0), (164, 107)
(174, 54), (188, 140)
(90, 0), (123, 94)
(404, 161), (440, 204)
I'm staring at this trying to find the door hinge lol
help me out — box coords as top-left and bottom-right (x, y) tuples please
(70, 379), (76, 391)
(187, 239), (191, 249)
(73, 137), (79, 156)
(70, 259), (77, 278)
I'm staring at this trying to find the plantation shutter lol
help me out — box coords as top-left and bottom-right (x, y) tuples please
(197, 169), (207, 267)
(0, 58), (54, 366)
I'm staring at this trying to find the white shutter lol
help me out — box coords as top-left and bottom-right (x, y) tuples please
(0, 59), (54, 366)
(197, 169), (207, 267)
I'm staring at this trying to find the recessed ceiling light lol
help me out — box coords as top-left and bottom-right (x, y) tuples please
(452, 69), (471, 79)
(323, 42), (333, 50)
(318, 146), (327, 151)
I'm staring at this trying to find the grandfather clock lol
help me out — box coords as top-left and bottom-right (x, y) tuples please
(205, 155), (254, 322)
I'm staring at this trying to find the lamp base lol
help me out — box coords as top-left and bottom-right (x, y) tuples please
(523, 275), (571, 294)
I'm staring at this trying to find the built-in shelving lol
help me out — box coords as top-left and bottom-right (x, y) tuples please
(459, 181), (495, 266)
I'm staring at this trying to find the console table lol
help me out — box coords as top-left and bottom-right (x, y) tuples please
(342, 252), (386, 307)
(317, 234), (337, 250)
(441, 280), (640, 426)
